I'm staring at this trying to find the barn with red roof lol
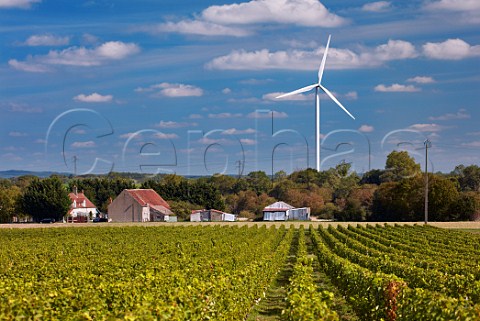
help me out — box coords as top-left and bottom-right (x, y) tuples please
(108, 189), (175, 222)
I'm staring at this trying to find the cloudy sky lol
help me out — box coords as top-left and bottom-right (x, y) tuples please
(1, 0), (479, 176)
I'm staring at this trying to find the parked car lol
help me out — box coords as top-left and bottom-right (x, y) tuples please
(93, 217), (108, 223)
(40, 218), (55, 224)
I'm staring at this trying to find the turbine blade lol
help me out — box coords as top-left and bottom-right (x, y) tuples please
(318, 35), (331, 84)
(319, 84), (355, 120)
(276, 84), (317, 99)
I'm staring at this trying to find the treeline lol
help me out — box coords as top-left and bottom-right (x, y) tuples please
(1, 151), (479, 222)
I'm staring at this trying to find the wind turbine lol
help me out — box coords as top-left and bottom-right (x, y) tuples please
(276, 35), (355, 172)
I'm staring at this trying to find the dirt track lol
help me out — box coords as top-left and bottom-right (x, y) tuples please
(1, 221), (480, 229)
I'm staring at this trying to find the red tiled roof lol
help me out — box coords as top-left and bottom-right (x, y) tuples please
(69, 192), (96, 209)
(125, 189), (171, 209)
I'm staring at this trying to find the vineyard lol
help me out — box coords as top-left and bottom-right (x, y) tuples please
(0, 224), (479, 320)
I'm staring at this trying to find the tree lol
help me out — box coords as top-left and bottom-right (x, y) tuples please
(449, 192), (479, 221)
(381, 150), (421, 182)
(226, 190), (275, 218)
(428, 175), (459, 221)
(453, 165), (480, 192)
(0, 186), (21, 223)
(245, 171), (272, 195)
(360, 169), (384, 185)
(336, 198), (367, 221)
(21, 177), (71, 222)
(69, 177), (136, 212)
(169, 200), (200, 221)
(142, 178), (225, 211)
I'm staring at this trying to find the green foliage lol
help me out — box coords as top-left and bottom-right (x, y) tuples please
(381, 150), (421, 182)
(169, 200), (201, 221)
(68, 177), (136, 212)
(0, 225), (293, 320)
(0, 186), (21, 223)
(142, 176), (225, 211)
(453, 164), (480, 192)
(20, 177), (71, 222)
(284, 227), (339, 320)
(0, 224), (479, 320)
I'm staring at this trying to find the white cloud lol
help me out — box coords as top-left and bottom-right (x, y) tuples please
(73, 93), (113, 103)
(8, 131), (28, 137)
(429, 109), (470, 121)
(120, 132), (138, 139)
(155, 121), (195, 129)
(189, 114), (203, 119)
(24, 34), (69, 46)
(407, 76), (435, 84)
(358, 125), (374, 133)
(373, 39), (418, 61)
(223, 128), (256, 135)
(206, 39), (417, 71)
(425, 0), (480, 12)
(208, 113), (243, 119)
(120, 132), (179, 141)
(82, 33), (99, 45)
(154, 133), (179, 139)
(10, 41), (140, 72)
(240, 78), (274, 85)
(408, 123), (445, 132)
(247, 111), (288, 118)
(423, 38), (480, 60)
(222, 88), (232, 94)
(461, 141), (480, 148)
(345, 91), (358, 100)
(8, 59), (50, 73)
(136, 82), (203, 97)
(140, 0), (346, 38)
(425, 0), (480, 24)
(147, 20), (251, 37)
(7, 103), (42, 113)
(73, 129), (86, 134)
(0, 0), (40, 9)
(198, 137), (231, 145)
(374, 83), (421, 92)
(240, 138), (256, 145)
(362, 1), (392, 12)
(71, 141), (96, 148)
(201, 0), (347, 27)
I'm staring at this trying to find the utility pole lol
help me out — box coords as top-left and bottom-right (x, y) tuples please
(73, 155), (77, 176)
(424, 139), (431, 224)
(235, 160), (243, 178)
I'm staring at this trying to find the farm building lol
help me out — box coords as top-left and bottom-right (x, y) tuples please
(108, 189), (176, 222)
(190, 209), (236, 222)
(67, 186), (98, 222)
(262, 201), (310, 221)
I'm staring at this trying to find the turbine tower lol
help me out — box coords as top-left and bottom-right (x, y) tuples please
(276, 35), (355, 171)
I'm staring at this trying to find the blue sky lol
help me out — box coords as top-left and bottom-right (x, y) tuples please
(0, 0), (479, 176)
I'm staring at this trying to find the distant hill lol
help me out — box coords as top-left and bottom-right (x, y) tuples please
(0, 170), (220, 180)
(0, 170), (69, 179)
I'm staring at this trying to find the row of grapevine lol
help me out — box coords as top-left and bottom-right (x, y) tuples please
(0, 225), (292, 320)
(310, 225), (480, 320)
(1, 224), (479, 320)
(283, 226), (338, 321)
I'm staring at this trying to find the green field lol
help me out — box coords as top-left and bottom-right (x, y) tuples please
(0, 224), (479, 320)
